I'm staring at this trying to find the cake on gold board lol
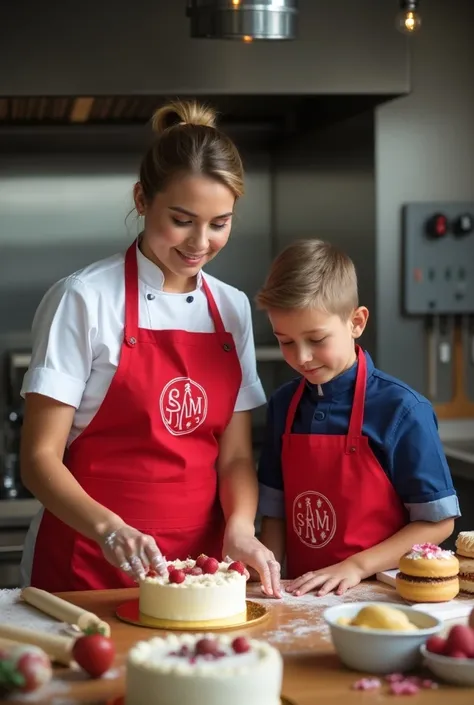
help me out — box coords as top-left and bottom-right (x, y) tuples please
(395, 543), (459, 603)
(455, 531), (474, 594)
(116, 554), (269, 630)
(140, 556), (246, 625)
(122, 633), (284, 705)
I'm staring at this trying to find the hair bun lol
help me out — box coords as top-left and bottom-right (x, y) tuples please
(151, 99), (217, 135)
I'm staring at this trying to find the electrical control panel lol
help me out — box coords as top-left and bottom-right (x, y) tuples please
(403, 202), (474, 315)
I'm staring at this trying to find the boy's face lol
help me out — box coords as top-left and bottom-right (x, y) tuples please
(268, 306), (369, 385)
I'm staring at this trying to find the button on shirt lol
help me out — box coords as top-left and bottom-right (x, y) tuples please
(258, 352), (460, 524)
(21, 243), (266, 445)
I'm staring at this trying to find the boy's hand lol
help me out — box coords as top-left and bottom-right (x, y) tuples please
(286, 559), (365, 597)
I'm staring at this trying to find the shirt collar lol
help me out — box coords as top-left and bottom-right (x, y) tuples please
(135, 240), (203, 293)
(307, 349), (375, 401)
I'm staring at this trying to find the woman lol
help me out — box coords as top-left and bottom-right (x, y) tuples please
(19, 99), (281, 596)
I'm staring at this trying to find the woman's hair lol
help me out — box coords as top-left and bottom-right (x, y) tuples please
(256, 239), (359, 320)
(138, 99), (244, 203)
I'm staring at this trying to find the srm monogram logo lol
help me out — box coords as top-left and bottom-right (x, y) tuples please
(292, 491), (336, 549)
(159, 377), (208, 436)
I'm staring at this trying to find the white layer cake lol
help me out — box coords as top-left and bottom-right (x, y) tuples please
(125, 633), (283, 705)
(139, 557), (247, 623)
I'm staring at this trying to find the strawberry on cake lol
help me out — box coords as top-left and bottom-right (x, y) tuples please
(139, 555), (247, 625)
(125, 633), (282, 705)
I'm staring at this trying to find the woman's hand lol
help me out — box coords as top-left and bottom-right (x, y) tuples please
(99, 524), (168, 582)
(223, 520), (282, 598)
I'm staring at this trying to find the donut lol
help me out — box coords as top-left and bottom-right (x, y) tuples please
(455, 531), (474, 594)
(395, 543), (459, 603)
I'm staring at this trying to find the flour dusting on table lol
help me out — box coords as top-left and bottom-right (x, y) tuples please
(252, 582), (403, 650)
(0, 589), (70, 635)
(8, 680), (72, 702)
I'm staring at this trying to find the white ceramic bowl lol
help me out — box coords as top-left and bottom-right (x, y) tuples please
(323, 602), (443, 674)
(421, 645), (474, 686)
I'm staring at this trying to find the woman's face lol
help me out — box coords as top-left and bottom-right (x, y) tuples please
(134, 173), (235, 290)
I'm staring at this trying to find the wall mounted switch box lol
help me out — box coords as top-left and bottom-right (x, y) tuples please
(403, 203), (474, 315)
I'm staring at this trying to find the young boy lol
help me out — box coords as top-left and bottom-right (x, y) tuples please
(256, 239), (460, 598)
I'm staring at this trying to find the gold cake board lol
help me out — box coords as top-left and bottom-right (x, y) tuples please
(108, 698), (295, 705)
(116, 599), (270, 631)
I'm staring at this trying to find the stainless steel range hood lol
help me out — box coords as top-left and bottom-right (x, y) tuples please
(186, 0), (299, 41)
(0, 0), (410, 129)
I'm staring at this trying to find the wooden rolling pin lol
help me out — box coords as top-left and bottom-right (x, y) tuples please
(0, 636), (24, 651)
(21, 587), (111, 637)
(0, 625), (73, 665)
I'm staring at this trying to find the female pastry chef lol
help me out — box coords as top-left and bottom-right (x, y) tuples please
(19, 99), (282, 597)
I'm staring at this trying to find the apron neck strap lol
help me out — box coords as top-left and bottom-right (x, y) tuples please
(283, 345), (367, 449)
(284, 378), (306, 434)
(124, 240), (227, 343)
(345, 345), (367, 454)
(201, 277), (226, 333)
(124, 242), (139, 345)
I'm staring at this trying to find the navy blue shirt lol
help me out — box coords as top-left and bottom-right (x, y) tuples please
(258, 351), (460, 523)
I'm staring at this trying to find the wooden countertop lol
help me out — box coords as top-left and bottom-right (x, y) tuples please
(10, 581), (474, 705)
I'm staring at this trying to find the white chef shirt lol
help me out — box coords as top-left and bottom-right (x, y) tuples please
(21, 242), (266, 445)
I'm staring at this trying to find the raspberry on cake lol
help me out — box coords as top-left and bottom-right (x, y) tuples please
(125, 633), (283, 705)
(228, 561), (246, 575)
(395, 543), (459, 603)
(139, 557), (247, 625)
(455, 531), (474, 594)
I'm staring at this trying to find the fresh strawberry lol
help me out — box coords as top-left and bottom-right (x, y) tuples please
(228, 561), (246, 575)
(72, 634), (115, 678)
(0, 645), (52, 694)
(450, 650), (469, 659)
(168, 569), (186, 584)
(232, 637), (250, 654)
(201, 557), (219, 574)
(425, 636), (446, 656)
(16, 650), (52, 692)
(445, 625), (474, 658)
(195, 554), (208, 569)
(195, 638), (219, 656)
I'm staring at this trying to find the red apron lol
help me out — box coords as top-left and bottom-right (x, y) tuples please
(30, 241), (242, 591)
(282, 345), (407, 580)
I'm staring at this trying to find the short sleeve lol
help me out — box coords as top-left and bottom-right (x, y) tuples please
(20, 276), (98, 408)
(257, 396), (285, 519)
(389, 401), (461, 522)
(233, 292), (266, 412)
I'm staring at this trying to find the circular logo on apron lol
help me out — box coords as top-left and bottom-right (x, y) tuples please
(292, 491), (336, 549)
(160, 377), (208, 436)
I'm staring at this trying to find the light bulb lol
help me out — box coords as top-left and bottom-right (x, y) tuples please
(396, 9), (422, 35)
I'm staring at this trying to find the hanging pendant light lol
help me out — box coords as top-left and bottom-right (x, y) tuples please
(186, 0), (299, 41)
(396, 0), (422, 35)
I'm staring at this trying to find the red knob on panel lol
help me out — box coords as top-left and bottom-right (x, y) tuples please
(426, 213), (449, 238)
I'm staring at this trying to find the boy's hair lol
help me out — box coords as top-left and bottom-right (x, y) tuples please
(255, 239), (359, 320)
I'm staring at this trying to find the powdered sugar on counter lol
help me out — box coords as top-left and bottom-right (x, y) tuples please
(406, 543), (454, 560)
(251, 582), (404, 652)
(0, 589), (70, 635)
(8, 680), (72, 703)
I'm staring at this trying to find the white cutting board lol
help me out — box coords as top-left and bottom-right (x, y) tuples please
(376, 569), (474, 621)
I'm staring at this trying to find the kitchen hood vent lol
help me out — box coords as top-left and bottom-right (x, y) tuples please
(0, 95), (392, 133)
(186, 0), (298, 41)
